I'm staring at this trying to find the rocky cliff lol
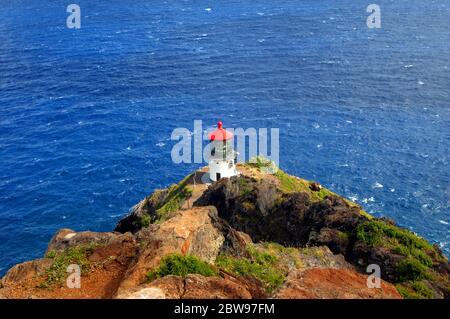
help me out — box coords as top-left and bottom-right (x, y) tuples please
(1, 162), (448, 299)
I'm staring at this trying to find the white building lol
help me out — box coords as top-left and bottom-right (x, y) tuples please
(208, 121), (238, 182)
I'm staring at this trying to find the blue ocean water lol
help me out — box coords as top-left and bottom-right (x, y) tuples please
(0, 0), (449, 276)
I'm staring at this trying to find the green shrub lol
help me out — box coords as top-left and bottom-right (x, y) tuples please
(155, 174), (193, 222)
(396, 281), (434, 299)
(39, 244), (97, 289)
(45, 250), (57, 259)
(139, 214), (151, 228)
(147, 254), (217, 281)
(274, 170), (307, 194)
(247, 156), (277, 172)
(273, 170), (335, 202)
(215, 246), (285, 293)
(356, 220), (439, 284)
(337, 231), (350, 241)
(412, 248), (433, 268)
(356, 221), (385, 246)
(396, 285), (420, 299)
(247, 245), (277, 264)
(397, 258), (429, 282)
(411, 281), (434, 298)
(356, 220), (434, 267)
(238, 178), (253, 197)
(392, 244), (410, 256)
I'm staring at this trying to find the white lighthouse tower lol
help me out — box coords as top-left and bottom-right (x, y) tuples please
(208, 121), (238, 182)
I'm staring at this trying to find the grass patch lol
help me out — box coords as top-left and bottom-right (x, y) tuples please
(238, 177), (253, 197)
(273, 170), (334, 202)
(272, 168), (372, 219)
(154, 174), (193, 222)
(337, 231), (350, 241)
(147, 254), (217, 282)
(356, 220), (438, 282)
(397, 257), (430, 282)
(246, 156), (278, 173)
(136, 214), (151, 228)
(215, 245), (285, 293)
(396, 281), (434, 299)
(38, 244), (97, 289)
(356, 220), (434, 257)
(274, 170), (310, 194)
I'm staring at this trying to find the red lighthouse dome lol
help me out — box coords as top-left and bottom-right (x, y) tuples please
(208, 121), (233, 141)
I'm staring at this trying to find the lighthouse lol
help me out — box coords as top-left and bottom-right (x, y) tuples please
(208, 121), (238, 182)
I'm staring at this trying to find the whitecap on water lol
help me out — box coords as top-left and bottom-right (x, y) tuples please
(373, 182), (384, 189)
(205, 8), (212, 12)
(439, 220), (449, 225)
(362, 197), (375, 203)
(156, 142), (165, 147)
(418, 80), (425, 85)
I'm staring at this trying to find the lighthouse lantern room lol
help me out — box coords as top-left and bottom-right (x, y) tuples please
(208, 121), (237, 182)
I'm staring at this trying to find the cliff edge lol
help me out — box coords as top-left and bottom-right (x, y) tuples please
(1, 161), (448, 299)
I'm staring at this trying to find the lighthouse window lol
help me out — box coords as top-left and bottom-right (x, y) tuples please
(222, 141), (227, 160)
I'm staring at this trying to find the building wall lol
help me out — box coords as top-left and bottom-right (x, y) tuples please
(209, 160), (237, 181)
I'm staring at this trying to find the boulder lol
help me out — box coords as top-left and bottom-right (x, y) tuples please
(116, 274), (260, 299)
(46, 229), (134, 254)
(309, 182), (322, 192)
(116, 286), (169, 299)
(115, 206), (224, 295)
(1, 259), (52, 287)
(182, 274), (254, 299)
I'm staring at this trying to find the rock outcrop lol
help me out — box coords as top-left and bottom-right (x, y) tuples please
(116, 206), (224, 294)
(117, 274), (264, 299)
(0, 163), (448, 299)
(275, 268), (401, 299)
(46, 229), (135, 254)
(1, 259), (53, 288)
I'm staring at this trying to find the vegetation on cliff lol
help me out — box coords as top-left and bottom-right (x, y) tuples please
(2, 160), (448, 299)
(147, 254), (217, 281)
(38, 244), (98, 289)
(118, 159), (449, 299)
(115, 173), (194, 232)
(153, 174), (194, 222)
(215, 244), (286, 293)
(192, 161), (449, 299)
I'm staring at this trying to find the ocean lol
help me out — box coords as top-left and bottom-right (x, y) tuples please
(0, 0), (449, 275)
